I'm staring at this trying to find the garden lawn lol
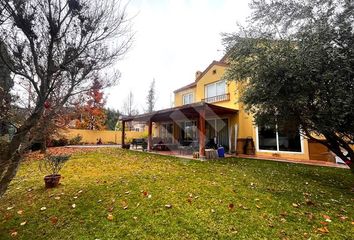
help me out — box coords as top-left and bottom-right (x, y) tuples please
(0, 148), (353, 240)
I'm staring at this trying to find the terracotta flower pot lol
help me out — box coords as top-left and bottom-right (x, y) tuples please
(44, 174), (61, 188)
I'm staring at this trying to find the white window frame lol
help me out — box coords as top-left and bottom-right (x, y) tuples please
(204, 80), (227, 99)
(182, 92), (194, 105)
(255, 125), (304, 154)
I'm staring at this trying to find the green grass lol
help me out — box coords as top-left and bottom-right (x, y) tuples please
(0, 148), (353, 240)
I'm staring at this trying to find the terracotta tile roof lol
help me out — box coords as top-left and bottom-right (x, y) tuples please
(173, 58), (229, 93)
(173, 82), (196, 93)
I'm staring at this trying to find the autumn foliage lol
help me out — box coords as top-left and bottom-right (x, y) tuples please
(76, 78), (107, 130)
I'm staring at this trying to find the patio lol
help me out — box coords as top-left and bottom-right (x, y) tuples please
(129, 146), (235, 160)
(121, 102), (238, 159)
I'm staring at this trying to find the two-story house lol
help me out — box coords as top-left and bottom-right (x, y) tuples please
(121, 57), (334, 163)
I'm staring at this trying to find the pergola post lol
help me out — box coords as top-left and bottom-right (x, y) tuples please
(121, 120), (126, 146)
(148, 120), (153, 151)
(198, 108), (206, 158)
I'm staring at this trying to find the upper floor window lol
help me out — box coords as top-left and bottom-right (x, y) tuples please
(205, 80), (226, 98)
(183, 93), (194, 105)
(203, 80), (229, 103)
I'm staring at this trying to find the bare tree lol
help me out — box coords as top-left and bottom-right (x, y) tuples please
(0, 0), (133, 197)
(145, 78), (156, 113)
(122, 91), (138, 117)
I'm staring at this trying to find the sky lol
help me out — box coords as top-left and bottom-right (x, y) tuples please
(105, 0), (252, 113)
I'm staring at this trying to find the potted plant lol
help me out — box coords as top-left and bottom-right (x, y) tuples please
(40, 154), (71, 188)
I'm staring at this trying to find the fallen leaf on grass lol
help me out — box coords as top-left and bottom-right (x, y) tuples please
(10, 231), (18, 237)
(211, 209), (215, 213)
(72, 204), (76, 209)
(40, 207), (46, 211)
(228, 203), (234, 210)
(54, 196), (61, 200)
(317, 227), (329, 234)
(17, 210), (23, 215)
(280, 212), (288, 217)
(323, 215), (331, 222)
(165, 204), (172, 208)
(107, 214), (114, 221)
(256, 205), (261, 209)
(4, 213), (13, 220)
(50, 216), (58, 225)
(20, 221), (27, 226)
(305, 199), (315, 206)
(339, 215), (348, 221)
(292, 203), (299, 208)
(307, 212), (315, 220)
(6, 206), (14, 210)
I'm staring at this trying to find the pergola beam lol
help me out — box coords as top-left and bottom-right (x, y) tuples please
(121, 120), (126, 146)
(147, 120), (153, 151)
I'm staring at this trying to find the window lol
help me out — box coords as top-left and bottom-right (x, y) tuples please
(182, 93), (193, 105)
(257, 123), (302, 152)
(205, 80), (226, 98)
(160, 123), (173, 142)
(181, 121), (197, 141)
(258, 125), (277, 151)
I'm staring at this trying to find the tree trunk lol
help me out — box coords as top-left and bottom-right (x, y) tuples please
(0, 106), (44, 198)
(0, 132), (26, 197)
(322, 133), (354, 174)
(0, 150), (22, 197)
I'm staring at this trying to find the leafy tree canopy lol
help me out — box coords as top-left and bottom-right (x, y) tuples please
(223, 0), (354, 172)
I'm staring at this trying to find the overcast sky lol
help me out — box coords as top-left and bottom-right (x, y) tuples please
(105, 0), (252, 113)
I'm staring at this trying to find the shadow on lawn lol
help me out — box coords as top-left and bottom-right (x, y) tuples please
(211, 157), (353, 194)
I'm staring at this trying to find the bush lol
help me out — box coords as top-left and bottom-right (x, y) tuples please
(69, 134), (82, 145)
(39, 154), (71, 175)
(50, 137), (68, 147)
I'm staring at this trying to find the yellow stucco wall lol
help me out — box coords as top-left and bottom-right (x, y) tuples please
(174, 88), (196, 107)
(174, 64), (239, 110)
(61, 129), (147, 144)
(172, 61), (334, 162)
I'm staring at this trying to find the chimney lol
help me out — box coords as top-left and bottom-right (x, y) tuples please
(195, 71), (202, 80)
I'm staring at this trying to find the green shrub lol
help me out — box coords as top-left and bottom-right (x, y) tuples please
(50, 137), (68, 147)
(39, 154), (71, 175)
(69, 134), (82, 145)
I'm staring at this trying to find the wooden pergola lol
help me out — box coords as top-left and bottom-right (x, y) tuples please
(121, 102), (238, 158)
